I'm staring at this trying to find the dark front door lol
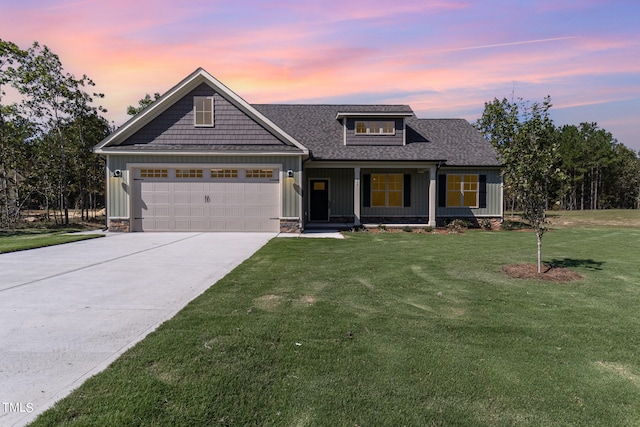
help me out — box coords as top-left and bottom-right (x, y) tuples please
(309, 179), (329, 221)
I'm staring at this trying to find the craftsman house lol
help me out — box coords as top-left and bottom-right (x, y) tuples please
(95, 68), (502, 232)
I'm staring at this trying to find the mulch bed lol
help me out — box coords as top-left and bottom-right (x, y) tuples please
(502, 264), (583, 283)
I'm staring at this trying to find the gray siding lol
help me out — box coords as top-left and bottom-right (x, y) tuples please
(344, 118), (404, 146)
(436, 168), (502, 217)
(122, 83), (287, 146)
(362, 168), (429, 217)
(106, 154), (301, 219)
(305, 168), (354, 217)
(304, 167), (431, 218)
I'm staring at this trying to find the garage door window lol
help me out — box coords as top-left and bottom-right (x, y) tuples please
(211, 169), (239, 178)
(176, 169), (203, 178)
(246, 169), (274, 179)
(140, 169), (168, 178)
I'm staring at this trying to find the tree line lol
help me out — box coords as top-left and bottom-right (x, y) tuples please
(0, 39), (110, 228)
(475, 97), (640, 213)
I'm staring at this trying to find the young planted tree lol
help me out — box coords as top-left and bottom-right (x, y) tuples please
(510, 99), (559, 273)
(476, 97), (560, 273)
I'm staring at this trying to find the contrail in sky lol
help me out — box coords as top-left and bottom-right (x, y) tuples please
(434, 36), (578, 54)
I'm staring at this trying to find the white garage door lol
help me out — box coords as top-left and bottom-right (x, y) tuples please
(132, 167), (280, 232)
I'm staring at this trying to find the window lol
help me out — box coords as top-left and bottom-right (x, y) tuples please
(371, 174), (403, 207)
(194, 96), (213, 127)
(447, 174), (478, 207)
(246, 169), (274, 179)
(140, 169), (168, 178)
(175, 169), (203, 178)
(210, 168), (238, 178)
(355, 120), (395, 135)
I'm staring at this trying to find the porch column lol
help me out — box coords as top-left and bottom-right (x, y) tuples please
(353, 166), (361, 225)
(429, 166), (437, 227)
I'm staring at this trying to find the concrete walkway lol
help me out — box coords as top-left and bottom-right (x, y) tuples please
(0, 232), (275, 426)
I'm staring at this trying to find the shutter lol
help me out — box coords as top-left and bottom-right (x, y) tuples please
(403, 174), (411, 207)
(363, 174), (371, 207)
(479, 175), (487, 208)
(438, 174), (446, 207)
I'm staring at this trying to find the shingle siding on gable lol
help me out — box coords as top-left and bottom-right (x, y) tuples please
(121, 83), (285, 147)
(344, 118), (404, 146)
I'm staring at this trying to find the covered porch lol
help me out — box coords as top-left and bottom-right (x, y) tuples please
(304, 162), (438, 229)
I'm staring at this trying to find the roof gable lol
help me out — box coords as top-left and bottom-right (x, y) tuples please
(95, 68), (308, 155)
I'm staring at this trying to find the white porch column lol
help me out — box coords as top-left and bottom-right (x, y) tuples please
(429, 166), (437, 227)
(353, 166), (361, 225)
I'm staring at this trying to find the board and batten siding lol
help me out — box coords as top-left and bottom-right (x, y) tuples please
(106, 155), (301, 220)
(305, 167), (431, 218)
(305, 168), (354, 217)
(361, 168), (430, 217)
(436, 168), (502, 217)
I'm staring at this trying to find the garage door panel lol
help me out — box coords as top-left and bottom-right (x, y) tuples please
(134, 167), (280, 232)
(224, 193), (241, 204)
(224, 219), (244, 230)
(224, 206), (243, 217)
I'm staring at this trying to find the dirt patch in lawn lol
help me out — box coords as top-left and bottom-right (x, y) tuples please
(502, 264), (583, 283)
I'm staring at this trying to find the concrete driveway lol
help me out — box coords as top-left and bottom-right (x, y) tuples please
(0, 232), (275, 427)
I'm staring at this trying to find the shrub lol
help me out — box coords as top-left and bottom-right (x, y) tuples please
(447, 219), (469, 234)
(480, 218), (493, 230)
(423, 226), (433, 233)
(402, 226), (413, 233)
(377, 224), (387, 232)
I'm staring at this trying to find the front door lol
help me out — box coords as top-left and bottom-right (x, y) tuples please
(309, 179), (329, 221)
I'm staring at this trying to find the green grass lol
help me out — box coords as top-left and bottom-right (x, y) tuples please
(0, 229), (103, 253)
(29, 224), (640, 426)
(546, 209), (640, 228)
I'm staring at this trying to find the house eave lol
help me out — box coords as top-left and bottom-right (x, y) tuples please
(335, 112), (414, 120)
(95, 148), (307, 157)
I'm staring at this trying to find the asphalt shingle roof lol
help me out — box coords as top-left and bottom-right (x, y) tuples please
(253, 104), (501, 166)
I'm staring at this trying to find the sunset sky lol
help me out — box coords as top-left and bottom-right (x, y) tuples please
(2, 0), (639, 151)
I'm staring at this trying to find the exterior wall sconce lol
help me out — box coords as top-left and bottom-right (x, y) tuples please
(286, 169), (294, 178)
(113, 169), (122, 178)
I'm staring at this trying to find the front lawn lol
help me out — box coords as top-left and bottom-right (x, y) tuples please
(0, 228), (103, 253)
(31, 228), (640, 426)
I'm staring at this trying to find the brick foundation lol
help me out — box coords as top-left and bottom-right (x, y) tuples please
(108, 218), (130, 232)
(362, 216), (430, 225)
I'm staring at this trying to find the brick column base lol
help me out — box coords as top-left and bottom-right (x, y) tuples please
(279, 219), (302, 233)
(108, 218), (130, 232)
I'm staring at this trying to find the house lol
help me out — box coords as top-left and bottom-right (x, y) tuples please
(94, 68), (502, 232)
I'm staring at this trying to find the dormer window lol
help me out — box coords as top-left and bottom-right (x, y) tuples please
(194, 96), (214, 127)
(355, 120), (395, 135)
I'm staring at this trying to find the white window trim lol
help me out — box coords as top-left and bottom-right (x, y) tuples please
(355, 120), (396, 135)
(194, 96), (214, 127)
(371, 173), (403, 207)
(447, 174), (479, 208)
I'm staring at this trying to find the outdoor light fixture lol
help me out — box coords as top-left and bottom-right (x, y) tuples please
(113, 169), (122, 178)
(286, 169), (294, 178)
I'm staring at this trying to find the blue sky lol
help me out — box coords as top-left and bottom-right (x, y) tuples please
(2, 0), (639, 151)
